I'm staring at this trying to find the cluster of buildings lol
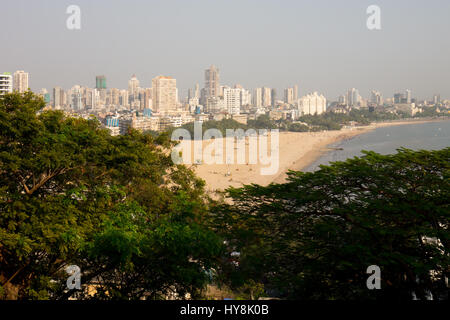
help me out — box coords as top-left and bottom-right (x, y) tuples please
(0, 70), (29, 95)
(331, 88), (445, 116)
(6, 66), (328, 135)
(1, 67), (448, 135)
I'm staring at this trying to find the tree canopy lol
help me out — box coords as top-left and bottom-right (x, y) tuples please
(0, 92), (223, 299)
(213, 148), (450, 300)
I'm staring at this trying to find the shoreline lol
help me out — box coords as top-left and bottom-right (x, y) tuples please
(277, 117), (450, 181)
(191, 117), (449, 192)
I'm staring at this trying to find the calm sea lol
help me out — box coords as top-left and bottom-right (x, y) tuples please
(305, 120), (450, 172)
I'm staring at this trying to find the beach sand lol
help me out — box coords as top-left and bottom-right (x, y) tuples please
(176, 118), (448, 193)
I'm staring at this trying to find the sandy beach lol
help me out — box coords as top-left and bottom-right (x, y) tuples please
(177, 118), (449, 193)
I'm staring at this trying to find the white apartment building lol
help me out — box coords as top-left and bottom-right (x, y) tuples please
(0, 73), (13, 95)
(347, 88), (361, 107)
(152, 76), (177, 114)
(261, 87), (271, 107)
(253, 88), (262, 108)
(223, 87), (241, 115)
(284, 87), (294, 104)
(240, 89), (251, 106)
(70, 85), (84, 111)
(13, 70), (29, 93)
(299, 92), (327, 115)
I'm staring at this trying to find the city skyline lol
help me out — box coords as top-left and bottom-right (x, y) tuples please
(2, 68), (445, 105)
(1, 0), (450, 99)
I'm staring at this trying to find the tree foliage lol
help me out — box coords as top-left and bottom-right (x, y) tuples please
(0, 92), (223, 300)
(213, 148), (450, 300)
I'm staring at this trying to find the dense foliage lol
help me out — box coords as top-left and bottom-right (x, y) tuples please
(0, 92), (223, 300)
(213, 148), (450, 300)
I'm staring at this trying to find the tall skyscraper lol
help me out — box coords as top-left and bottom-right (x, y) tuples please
(405, 89), (412, 104)
(53, 86), (64, 108)
(96, 75), (107, 89)
(152, 75), (177, 114)
(13, 70), (29, 93)
(204, 65), (220, 98)
(223, 87), (241, 115)
(293, 85), (298, 101)
(271, 88), (277, 107)
(347, 88), (360, 107)
(253, 88), (262, 108)
(0, 73), (13, 95)
(262, 87), (272, 107)
(128, 75), (140, 96)
(194, 83), (200, 99)
(240, 88), (252, 107)
(284, 87), (294, 104)
(128, 74), (140, 105)
(70, 85), (83, 111)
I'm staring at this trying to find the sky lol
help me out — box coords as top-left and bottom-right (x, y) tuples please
(1, 0), (450, 100)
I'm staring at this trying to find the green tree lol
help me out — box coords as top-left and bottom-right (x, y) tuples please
(213, 148), (450, 300)
(0, 92), (223, 300)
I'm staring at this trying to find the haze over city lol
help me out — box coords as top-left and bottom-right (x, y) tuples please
(2, 0), (450, 99)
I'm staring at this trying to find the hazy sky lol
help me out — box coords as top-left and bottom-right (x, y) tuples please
(2, 0), (449, 100)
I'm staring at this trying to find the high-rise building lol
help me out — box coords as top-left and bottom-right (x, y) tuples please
(84, 88), (96, 109)
(70, 85), (83, 111)
(271, 89), (277, 107)
(433, 94), (441, 104)
(53, 86), (65, 108)
(140, 88), (152, 110)
(194, 83), (200, 99)
(262, 87), (272, 107)
(223, 87), (241, 115)
(152, 75), (177, 114)
(0, 73), (13, 95)
(128, 74), (140, 101)
(109, 88), (120, 106)
(347, 88), (360, 107)
(370, 90), (383, 106)
(253, 88), (262, 108)
(204, 65), (220, 99)
(96, 75), (107, 89)
(293, 85), (298, 101)
(284, 87), (294, 104)
(299, 92), (327, 115)
(13, 70), (29, 93)
(119, 90), (129, 108)
(240, 89), (251, 107)
(405, 89), (412, 104)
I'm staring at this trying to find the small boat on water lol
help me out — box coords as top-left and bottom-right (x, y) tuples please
(327, 147), (344, 151)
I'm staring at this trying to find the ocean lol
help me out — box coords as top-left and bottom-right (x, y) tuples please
(305, 120), (450, 172)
